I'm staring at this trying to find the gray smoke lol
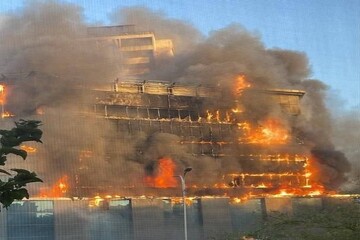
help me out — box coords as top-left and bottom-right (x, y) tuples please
(112, 6), (203, 54)
(0, 0), (123, 194)
(331, 105), (360, 191)
(0, 0), (121, 115)
(0, 2), (352, 194)
(117, 15), (350, 189)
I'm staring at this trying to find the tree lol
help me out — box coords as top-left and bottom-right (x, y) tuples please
(0, 119), (43, 208)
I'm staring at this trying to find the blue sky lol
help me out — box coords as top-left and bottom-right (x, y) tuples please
(1, 0), (359, 109)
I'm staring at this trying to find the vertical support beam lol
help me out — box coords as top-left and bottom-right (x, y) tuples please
(0, 206), (7, 239)
(200, 198), (232, 239)
(132, 199), (165, 240)
(126, 106), (129, 118)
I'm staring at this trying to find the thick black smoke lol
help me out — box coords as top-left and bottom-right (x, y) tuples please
(117, 10), (351, 189)
(0, 2), (352, 193)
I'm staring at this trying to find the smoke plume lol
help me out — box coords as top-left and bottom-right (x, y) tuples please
(125, 19), (350, 189)
(112, 6), (203, 53)
(0, 0), (121, 115)
(0, 2), (352, 194)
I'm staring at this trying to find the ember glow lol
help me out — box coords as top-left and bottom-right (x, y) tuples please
(145, 157), (178, 188)
(20, 145), (37, 153)
(36, 106), (45, 115)
(1, 111), (14, 118)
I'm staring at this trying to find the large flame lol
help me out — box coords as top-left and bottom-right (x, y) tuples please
(0, 84), (14, 118)
(239, 118), (289, 144)
(39, 175), (69, 198)
(224, 153), (328, 198)
(0, 84), (5, 104)
(7, 71), (332, 199)
(145, 157), (178, 188)
(234, 74), (251, 94)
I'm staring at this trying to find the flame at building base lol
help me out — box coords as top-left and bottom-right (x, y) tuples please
(38, 175), (69, 198)
(145, 157), (178, 188)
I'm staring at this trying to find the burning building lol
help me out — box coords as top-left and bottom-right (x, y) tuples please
(81, 78), (314, 197)
(0, 2), (352, 201)
(86, 25), (174, 76)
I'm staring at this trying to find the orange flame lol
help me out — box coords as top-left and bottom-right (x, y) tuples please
(234, 74), (251, 94)
(226, 152), (327, 197)
(254, 182), (271, 189)
(271, 184), (326, 197)
(0, 84), (14, 118)
(0, 84), (5, 104)
(145, 157), (177, 188)
(231, 107), (244, 113)
(36, 106), (45, 115)
(204, 109), (241, 123)
(39, 175), (68, 198)
(206, 110), (213, 122)
(1, 111), (14, 118)
(20, 145), (37, 153)
(239, 118), (289, 144)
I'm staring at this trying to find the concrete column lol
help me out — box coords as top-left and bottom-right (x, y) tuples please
(132, 198), (165, 240)
(200, 197), (232, 239)
(0, 206), (7, 240)
(230, 198), (263, 234)
(54, 199), (88, 240)
(261, 197), (293, 218)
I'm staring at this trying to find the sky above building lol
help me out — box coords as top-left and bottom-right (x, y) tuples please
(0, 0), (359, 109)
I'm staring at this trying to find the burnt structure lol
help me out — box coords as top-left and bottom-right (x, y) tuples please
(76, 79), (309, 195)
(1, 25), (335, 198)
(86, 25), (174, 76)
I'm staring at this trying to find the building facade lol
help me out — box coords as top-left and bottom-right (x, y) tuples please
(87, 25), (173, 76)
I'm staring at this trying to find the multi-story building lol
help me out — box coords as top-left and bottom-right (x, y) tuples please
(86, 25), (173, 76)
(84, 79), (308, 195)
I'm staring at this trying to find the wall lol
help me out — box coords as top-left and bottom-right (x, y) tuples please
(0, 197), (356, 240)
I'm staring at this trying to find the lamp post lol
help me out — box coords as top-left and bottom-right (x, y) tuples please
(174, 167), (192, 240)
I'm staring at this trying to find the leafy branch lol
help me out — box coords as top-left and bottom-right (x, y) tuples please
(0, 120), (43, 208)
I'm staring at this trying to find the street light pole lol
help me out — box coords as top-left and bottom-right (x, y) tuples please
(174, 167), (192, 240)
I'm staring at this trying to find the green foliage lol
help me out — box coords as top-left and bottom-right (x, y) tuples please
(247, 202), (360, 240)
(216, 201), (360, 240)
(0, 120), (43, 208)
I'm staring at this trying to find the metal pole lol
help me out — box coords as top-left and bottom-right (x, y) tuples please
(175, 167), (192, 240)
(174, 175), (188, 240)
(180, 176), (188, 240)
